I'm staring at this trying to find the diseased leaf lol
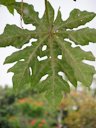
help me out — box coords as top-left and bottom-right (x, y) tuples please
(0, 0), (96, 105)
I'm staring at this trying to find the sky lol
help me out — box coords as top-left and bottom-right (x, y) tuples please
(0, 0), (96, 87)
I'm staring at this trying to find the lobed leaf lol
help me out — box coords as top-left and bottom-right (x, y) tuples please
(67, 27), (96, 45)
(57, 9), (96, 29)
(56, 38), (95, 86)
(8, 61), (31, 91)
(0, 1), (96, 105)
(0, 25), (36, 48)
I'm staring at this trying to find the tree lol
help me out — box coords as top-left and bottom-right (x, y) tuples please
(0, 0), (96, 105)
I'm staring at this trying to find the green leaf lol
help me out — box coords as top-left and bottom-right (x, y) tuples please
(36, 76), (70, 105)
(14, 2), (40, 26)
(0, 0), (15, 14)
(56, 39), (95, 86)
(44, 0), (54, 25)
(57, 9), (96, 29)
(58, 59), (77, 87)
(5, 36), (48, 89)
(0, 1), (96, 105)
(8, 61), (31, 91)
(67, 27), (96, 45)
(0, 25), (36, 48)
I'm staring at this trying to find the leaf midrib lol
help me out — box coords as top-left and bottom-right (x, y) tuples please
(48, 36), (57, 102)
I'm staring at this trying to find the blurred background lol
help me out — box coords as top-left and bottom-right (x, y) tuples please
(0, 86), (96, 128)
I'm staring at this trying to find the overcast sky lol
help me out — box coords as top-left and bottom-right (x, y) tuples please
(0, 0), (96, 87)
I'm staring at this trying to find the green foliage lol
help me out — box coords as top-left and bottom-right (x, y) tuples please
(0, 87), (15, 128)
(64, 91), (96, 128)
(0, 25), (35, 48)
(0, 0), (15, 14)
(15, 98), (44, 118)
(0, 0), (96, 104)
(0, 86), (96, 128)
(0, 87), (50, 128)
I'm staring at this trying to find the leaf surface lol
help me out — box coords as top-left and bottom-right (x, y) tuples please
(0, 25), (36, 48)
(67, 28), (96, 45)
(57, 9), (96, 29)
(15, 2), (40, 26)
(0, 0), (15, 14)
